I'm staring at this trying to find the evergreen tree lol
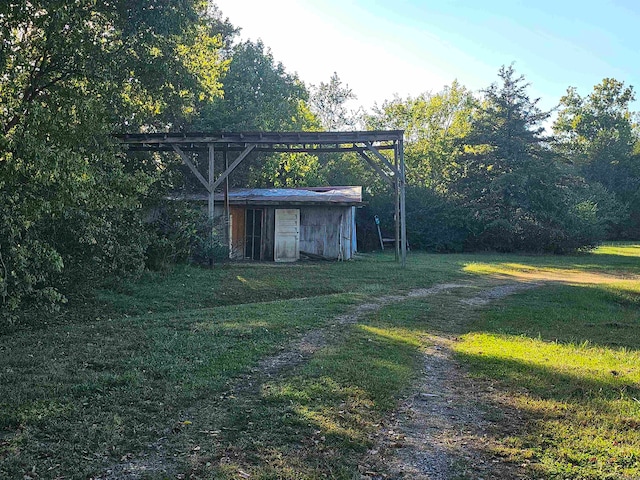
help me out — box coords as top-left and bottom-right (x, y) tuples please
(450, 65), (604, 251)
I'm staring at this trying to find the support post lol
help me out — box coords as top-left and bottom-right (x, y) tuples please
(399, 138), (407, 268)
(394, 144), (400, 262)
(208, 144), (215, 220)
(208, 144), (215, 267)
(224, 150), (230, 250)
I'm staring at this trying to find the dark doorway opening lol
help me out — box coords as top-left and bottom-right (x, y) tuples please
(245, 208), (263, 260)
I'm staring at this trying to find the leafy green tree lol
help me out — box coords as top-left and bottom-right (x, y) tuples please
(554, 78), (639, 237)
(188, 39), (317, 189)
(196, 39), (311, 132)
(366, 81), (476, 189)
(0, 0), (227, 321)
(250, 153), (326, 187)
(309, 72), (361, 131)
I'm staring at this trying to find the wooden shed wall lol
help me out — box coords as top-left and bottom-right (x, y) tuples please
(263, 208), (275, 261)
(229, 206), (245, 259)
(299, 206), (355, 260)
(217, 204), (356, 261)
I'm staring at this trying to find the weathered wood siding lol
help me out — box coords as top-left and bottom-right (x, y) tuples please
(217, 204), (356, 261)
(299, 206), (355, 260)
(263, 208), (275, 261)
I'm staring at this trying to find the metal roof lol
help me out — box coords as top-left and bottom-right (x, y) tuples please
(168, 186), (363, 206)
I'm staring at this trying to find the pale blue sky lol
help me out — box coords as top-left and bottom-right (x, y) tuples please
(214, 0), (639, 113)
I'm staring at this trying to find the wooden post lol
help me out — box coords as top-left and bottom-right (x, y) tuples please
(208, 144), (215, 267)
(208, 144), (215, 220)
(399, 138), (407, 268)
(394, 143), (400, 262)
(224, 150), (230, 250)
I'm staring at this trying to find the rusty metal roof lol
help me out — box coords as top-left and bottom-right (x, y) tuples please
(168, 186), (363, 206)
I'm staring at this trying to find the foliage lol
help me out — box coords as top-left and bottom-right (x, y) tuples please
(146, 202), (229, 270)
(448, 65), (610, 252)
(188, 38), (317, 190)
(4, 0), (640, 325)
(360, 186), (473, 252)
(366, 81), (476, 189)
(196, 39), (311, 132)
(250, 152), (326, 187)
(309, 72), (361, 131)
(0, 0), (227, 322)
(554, 78), (640, 237)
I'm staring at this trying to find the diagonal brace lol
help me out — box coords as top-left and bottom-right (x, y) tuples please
(357, 150), (394, 187)
(173, 145), (210, 192)
(364, 141), (399, 175)
(211, 144), (256, 191)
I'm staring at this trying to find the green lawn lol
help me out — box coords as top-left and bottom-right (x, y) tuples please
(2, 247), (640, 479)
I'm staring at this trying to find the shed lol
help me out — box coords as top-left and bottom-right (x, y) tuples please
(118, 131), (407, 265)
(182, 186), (363, 262)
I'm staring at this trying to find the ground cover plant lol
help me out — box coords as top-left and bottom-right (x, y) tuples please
(1, 245), (640, 479)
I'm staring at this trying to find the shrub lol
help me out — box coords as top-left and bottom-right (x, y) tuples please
(145, 201), (228, 270)
(358, 186), (474, 252)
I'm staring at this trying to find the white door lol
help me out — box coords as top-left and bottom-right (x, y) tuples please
(274, 209), (300, 262)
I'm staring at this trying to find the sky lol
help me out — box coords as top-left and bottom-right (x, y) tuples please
(213, 0), (640, 114)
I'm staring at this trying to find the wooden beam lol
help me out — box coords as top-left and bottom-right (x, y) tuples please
(173, 145), (210, 192)
(118, 130), (405, 146)
(364, 141), (399, 176)
(210, 144), (256, 191)
(357, 150), (394, 187)
(126, 144), (397, 154)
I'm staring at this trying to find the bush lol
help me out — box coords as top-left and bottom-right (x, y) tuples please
(145, 201), (228, 269)
(358, 186), (474, 252)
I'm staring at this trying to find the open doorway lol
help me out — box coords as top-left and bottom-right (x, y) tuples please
(244, 208), (263, 260)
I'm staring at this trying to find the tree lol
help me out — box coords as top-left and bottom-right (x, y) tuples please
(449, 65), (606, 251)
(554, 78), (639, 237)
(0, 1), (227, 321)
(366, 81), (476, 189)
(196, 39), (312, 132)
(309, 72), (361, 131)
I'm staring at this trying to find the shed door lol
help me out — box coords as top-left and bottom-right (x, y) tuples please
(245, 208), (263, 260)
(274, 209), (300, 262)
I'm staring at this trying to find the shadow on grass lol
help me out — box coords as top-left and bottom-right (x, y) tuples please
(184, 323), (423, 479)
(450, 269), (640, 479)
(0, 294), (359, 480)
(454, 343), (640, 479)
(466, 283), (640, 351)
(457, 346), (640, 410)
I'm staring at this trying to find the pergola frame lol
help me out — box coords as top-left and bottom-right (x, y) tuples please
(118, 130), (407, 266)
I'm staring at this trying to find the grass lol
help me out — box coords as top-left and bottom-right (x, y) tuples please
(2, 247), (640, 478)
(455, 254), (640, 479)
